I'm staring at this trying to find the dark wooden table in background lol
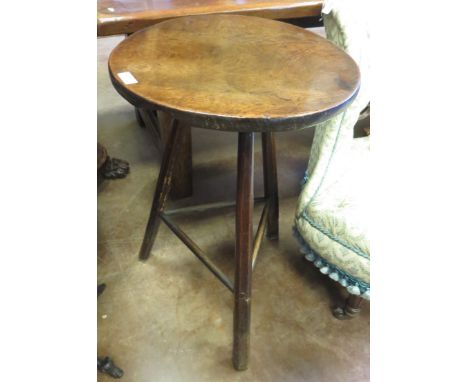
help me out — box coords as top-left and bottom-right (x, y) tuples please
(97, 0), (323, 36)
(98, 0), (323, 198)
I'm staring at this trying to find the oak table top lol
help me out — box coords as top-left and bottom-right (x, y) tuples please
(97, 0), (323, 36)
(108, 14), (360, 132)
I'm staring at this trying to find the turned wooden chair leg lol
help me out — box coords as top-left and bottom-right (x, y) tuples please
(138, 119), (185, 261)
(333, 294), (364, 320)
(261, 132), (279, 239)
(233, 132), (254, 371)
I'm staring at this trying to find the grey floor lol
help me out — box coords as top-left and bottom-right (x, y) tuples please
(97, 31), (369, 382)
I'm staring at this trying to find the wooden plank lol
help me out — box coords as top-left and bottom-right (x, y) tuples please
(165, 197), (266, 216)
(98, 0), (323, 36)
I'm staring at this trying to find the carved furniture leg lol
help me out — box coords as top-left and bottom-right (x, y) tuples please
(97, 356), (124, 379)
(233, 132), (254, 371)
(261, 132), (279, 239)
(103, 157), (130, 179)
(97, 143), (130, 180)
(333, 294), (364, 320)
(139, 120), (185, 260)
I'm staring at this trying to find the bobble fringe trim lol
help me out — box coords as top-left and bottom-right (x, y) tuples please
(300, 173), (310, 189)
(294, 226), (370, 300)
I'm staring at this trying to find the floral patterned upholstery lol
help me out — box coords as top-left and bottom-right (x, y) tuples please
(294, 0), (370, 299)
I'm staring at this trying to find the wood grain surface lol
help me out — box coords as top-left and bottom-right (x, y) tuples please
(109, 14), (360, 132)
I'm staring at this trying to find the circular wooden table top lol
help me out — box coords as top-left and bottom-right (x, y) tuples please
(109, 14), (360, 132)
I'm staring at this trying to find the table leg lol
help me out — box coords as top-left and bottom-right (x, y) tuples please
(157, 111), (193, 199)
(233, 132), (254, 371)
(135, 107), (145, 128)
(138, 109), (162, 144)
(261, 132), (279, 239)
(139, 120), (186, 261)
(138, 109), (193, 199)
(333, 294), (364, 320)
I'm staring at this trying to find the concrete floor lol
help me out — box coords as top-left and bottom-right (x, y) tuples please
(97, 33), (369, 382)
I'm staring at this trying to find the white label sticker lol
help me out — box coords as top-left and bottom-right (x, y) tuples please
(117, 71), (138, 85)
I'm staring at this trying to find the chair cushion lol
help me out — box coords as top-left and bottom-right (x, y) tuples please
(294, 137), (370, 299)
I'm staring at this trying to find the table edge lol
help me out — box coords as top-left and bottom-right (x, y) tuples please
(109, 67), (360, 132)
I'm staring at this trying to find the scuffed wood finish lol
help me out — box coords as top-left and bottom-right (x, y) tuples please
(97, 0), (322, 36)
(109, 15), (360, 132)
(138, 109), (161, 145)
(139, 119), (186, 260)
(233, 132), (254, 371)
(138, 109), (193, 198)
(156, 111), (193, 198)
(135, 107), (145, 128)
(261, 132), (279, 239)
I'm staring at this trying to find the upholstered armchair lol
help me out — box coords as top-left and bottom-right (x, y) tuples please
(294, 0), (370, 319)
